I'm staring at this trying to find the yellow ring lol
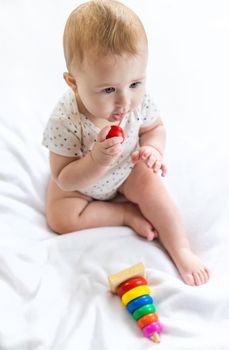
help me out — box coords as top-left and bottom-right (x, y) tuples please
(121, 285), (150, 306)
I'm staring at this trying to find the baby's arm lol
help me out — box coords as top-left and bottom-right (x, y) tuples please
(50, 126), (123, 192)
(139, 117), (166, 155)
(132, 118), (167, 176)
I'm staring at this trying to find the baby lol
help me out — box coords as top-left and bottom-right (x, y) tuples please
(42, 0), (209, 286)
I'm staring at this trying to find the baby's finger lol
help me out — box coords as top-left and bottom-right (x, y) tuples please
(106, 143), (122, 155)
(97, 126), (112, 142)
(140, 149), (150, 160)
(152, 160), (161, 172)
(103, 136), (124, 148)
(161, 164), (168, 177)
(131, 150), (140, 164)
(146, 153), (157, 168)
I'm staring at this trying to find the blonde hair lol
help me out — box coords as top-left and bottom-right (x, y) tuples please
(63, 0), (147, 71)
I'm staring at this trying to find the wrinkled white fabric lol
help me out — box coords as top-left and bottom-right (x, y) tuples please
(1, 1), (229, 349)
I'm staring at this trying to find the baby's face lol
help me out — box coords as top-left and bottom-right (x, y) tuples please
(72, 48), (148, 123)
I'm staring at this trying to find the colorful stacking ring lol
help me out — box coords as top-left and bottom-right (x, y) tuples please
(121, 285), (151, 306)
(142, 321), (163, 338)
(132, 304), (156, 320)
(116, 276), (147, 297)
(137, 312), (158, 329)
(127, 294), (153, 313)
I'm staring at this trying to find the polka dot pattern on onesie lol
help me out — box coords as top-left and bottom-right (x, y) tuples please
(42, 90), (160, 200)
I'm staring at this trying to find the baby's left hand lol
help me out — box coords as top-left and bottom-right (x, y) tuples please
(131, 146), (167, 176)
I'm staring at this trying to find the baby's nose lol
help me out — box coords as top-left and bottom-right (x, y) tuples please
(115, 92), (129, 110)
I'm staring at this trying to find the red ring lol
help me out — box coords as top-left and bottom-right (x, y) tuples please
(116, 276), (148, 297)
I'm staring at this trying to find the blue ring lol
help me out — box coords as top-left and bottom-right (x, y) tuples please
(127, 294), (153, 313)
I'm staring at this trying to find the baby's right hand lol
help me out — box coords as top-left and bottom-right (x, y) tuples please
(91, 126), (124, 166)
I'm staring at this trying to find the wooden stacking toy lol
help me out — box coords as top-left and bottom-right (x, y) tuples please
(108, 262), (163, 343)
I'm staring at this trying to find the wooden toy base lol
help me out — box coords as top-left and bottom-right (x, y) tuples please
(108, 262), (146, 293)
(152, 333), (160, 343)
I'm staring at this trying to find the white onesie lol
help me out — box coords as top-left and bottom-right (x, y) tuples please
(42, 89), (160, 200)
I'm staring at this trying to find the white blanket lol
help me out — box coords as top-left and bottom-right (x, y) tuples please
(1, 1), (229, 349)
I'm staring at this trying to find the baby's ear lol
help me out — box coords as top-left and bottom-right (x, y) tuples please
(63, 72), (77, 91)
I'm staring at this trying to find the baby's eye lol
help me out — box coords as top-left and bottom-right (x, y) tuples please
(102, 87), (115, 94)
(130, 82), (141, 89)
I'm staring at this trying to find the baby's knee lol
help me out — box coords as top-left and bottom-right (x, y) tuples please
(47, 214), (73, 234)
(132, 162), (153, 183)
(46, 204), (79, 234)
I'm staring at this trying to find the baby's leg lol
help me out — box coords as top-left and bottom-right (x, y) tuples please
(119, 163), (209, 286)
(46, 178), (157, 237)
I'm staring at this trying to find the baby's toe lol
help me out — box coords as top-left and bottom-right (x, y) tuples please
(146, 230), (156, 241)
(193, 268), (209, 286)
(193, 272), (202, 286)
(202, 267), (210, 283)
(183, 273), (195, 286)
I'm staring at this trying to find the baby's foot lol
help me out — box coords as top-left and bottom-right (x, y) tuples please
(123, 203), (158, 241)
(173, 247), (209, 286)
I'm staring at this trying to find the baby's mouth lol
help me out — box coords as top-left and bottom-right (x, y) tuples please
(111, 113), (125, 121)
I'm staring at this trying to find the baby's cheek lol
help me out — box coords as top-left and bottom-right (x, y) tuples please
(133, 91), (145, 110)
(93, 100), (111, 116)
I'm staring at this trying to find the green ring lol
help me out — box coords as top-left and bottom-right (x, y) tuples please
(132, 303), (156, 320)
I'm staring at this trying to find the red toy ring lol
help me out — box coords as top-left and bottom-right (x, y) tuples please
(116, 276), (148, 297)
